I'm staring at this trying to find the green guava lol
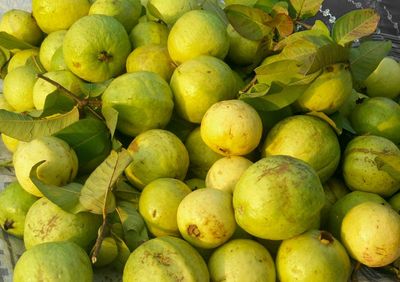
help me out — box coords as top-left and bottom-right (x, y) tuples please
(276, 230), (351, 282)
(94, 236), (119, 268)
(13, 241), (93, 282)
(226, 24), (260, 66)
(364, 57), (400, 99)
(168, 10), (229, 64)
(201, 99), (263, 156)
(7, 49), (39, 72)
(208, 239), (276, 282)
(350, 97), (400, 144)
(123, 236), (209, 282)
(342, 135), (400, 197)
(24, 197), (102, 251)
(184, 178), (205, 190)
(177, 188), (236, 249)
(170, 55), (237, 123)
(147, 0), (198, 25)
(139, 178), (191, 237)
(341, 201), (400, 267)
(124, 129), (189, 189)
(129, 21), (169, 48)
(233, 155), (325, 240)
(184, 127), (223, 179)
(13, 136), (79, 197)
(63, 14), (131, 82)
(39, 30), (67, 72)
(262, 115), (341, 183)
(389, 192), (400, 213)
(338, 89), (368, 118)
(0, 181), (38, 238)
(101, 71), (174, 136)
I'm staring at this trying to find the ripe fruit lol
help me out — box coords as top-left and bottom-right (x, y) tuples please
(147, 0), (199, 25)
(129, 21), (169, 48)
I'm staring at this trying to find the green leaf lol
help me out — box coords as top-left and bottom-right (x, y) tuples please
(306, 43), (350, 73)
(275, 29), (332, 51)
(225, 5), (273, 41)
(289, 0), (324, 19)
(254, 0), (280, 13)
(116, 201), (149, 251)
(349, 40), (392, 82)
(375, 154), (400, 182)
(147, 2), (164, 22)
(0, 107), (80, 142)
(201, 0), (229, 26)
(330, 112), (356, 134)
(79, 149), (132, 214)
(307, 111), (342, 135)
(111, 233), (131, 272)
(114, 178), (141, 207)
(79, 79), (112, 98)
(34, 90), (76, 118)
(256, 59), (303, 84)
(332, 9), (380, 46)
(271, 1), (289, 16)
(102, 106), (119, 138)
(0, 32), (35, 51)
(312, 20), (331, 37)
(0, 46), (10, 70)
(53, 118), (112, 174)
(25, 55), (46, 74)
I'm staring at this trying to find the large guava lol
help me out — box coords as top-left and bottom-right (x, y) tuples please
(13, 241), (93, 282)
(123, 236), (209, 282)
(233, 155), (325, 240)
(262, 115), (340, 183)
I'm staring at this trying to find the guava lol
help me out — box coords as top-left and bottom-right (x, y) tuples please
(226, 24), (260, 66)
(208, 239), (276, 282)
(1, 134), (21, 153)
(168, 10), (229, 64)
(170, 55), (237, 123)
(338, 89), (368, 118)
(205, 156), (252, 194)
(14, 241), (92, 282)
(126, 44), (175, 81)
(101, 71), (174, 136)
(147, 0), (198, 25)
(0, 93), (14, 111)
(201, 99), (263, 156)
(364, 57), (400, 99)
(3, 65), (38, 112)
(124, 129), (189, 189)
(0, 9), (43, 46)
(32, 0), (91, 34)
(94, 236), (119, 268)
(341, 201), (400, 267)
(139, 178), (191, 237)
(342, 135), (400, 197)
(389, 192), (400, 213)
(32, 70), (82, 110)
(7, 49), (39, 72)
(327, 191), (387, 240)
(224, 0), (258, 6)
(296, 63), (353, 114)
(63, 14), (131, 83)
(350, 97), (400, 144)
(262, 115), (341, 182)
(184, 127), (223, 179)
(276, 230), (351, 282)
(129, 21), (169, 48)
(233, 155), (325, 240)
(39, 30), (67, 72)
(0, 181), (37, 238)
(50, 46), (68, 71)
(177, 188), (236, 248)
(123, 236), (209, 282)
(13, 136), (79, 197)
(89, 0), (142, 32)
(24, 197), (102, 251)
(184, 178), (205, 190)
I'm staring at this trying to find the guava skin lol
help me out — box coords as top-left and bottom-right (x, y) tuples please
(39, 30), (67, 72)
(13, 241), (93, 282)
(129, 21), (169, 48)
(226, 24), (260, 66)
(7, 49), (39, 72)
(94, 236), (119, 268)
(147, 0), (199, 25)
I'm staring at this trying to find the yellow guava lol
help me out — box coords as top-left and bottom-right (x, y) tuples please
(39, 30), (67, 72)
(7, 49), (39, 72)
(1, 134), (21, 153)
(226, 24), (260, 66)
(146, 0), (198, 25)
(129, 21), (169, 48)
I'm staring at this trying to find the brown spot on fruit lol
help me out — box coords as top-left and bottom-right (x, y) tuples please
(129, 141), (139, 152)
(187, 224), (201, 238)
(72, 61), (80, 68)
(319, 231), (334, 245)
(3, 219), (14, 230)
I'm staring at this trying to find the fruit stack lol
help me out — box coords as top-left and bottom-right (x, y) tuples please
(0, 0), (399, 281)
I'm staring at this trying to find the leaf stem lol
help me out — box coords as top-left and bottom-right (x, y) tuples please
(240, 76), (258, 94)
(295, 20), (312, 30)
(90, 216), (108, 264)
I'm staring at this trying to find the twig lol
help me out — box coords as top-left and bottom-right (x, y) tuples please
(295, 21), (312, 30)
(240, 76), (258, 94)
(90, 216), (108, 264)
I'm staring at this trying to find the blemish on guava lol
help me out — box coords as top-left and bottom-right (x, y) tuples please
(98, 50), (113, 62)
(3, 219), (14, 230)
(72, 61), (81, 68)
(153, 252), (172, 266)
(187, 224), (201, 238)
(129, 141), (139, 152)
(318, 231), (334, 245)
(152, 210), (157, 218)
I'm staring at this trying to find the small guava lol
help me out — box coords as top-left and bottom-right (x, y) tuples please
(184, 178), (205, 190)
(201, 99), (263, 156)
(139, 178), (191, 237)
(168, 9), (229, 64)
(184, 127), (223, 179)
(296, 63), (353, 114)
(233, 155), (325, 240)
(63, 14), (131, 82)
(262, 115), (341, 182)
(126, 44), (175, 81)
(170, 55), (237, 123)
(208, 239), (276, 282)
(123, 236), (209, 282)
(147, 0), (198, 25)
(129, 21), (169, 48)
(0, 181), (38, 238)
(364, 57), (400, 99)
(13, 136), (79, 197)
(7, 49), (39, 72)
(94, 237), (119, 268)
(342, 135), (400, 197)
(226, 24), (260, 66)
(350, 97), (400, 144)
(32, 0), (91, 34)
(24, 197), (102, 251)
(101, 71), (174, 136)
(177, 188), (236, 249)
(0, 9), (43, 46)
(341, 201), (400, 267)
(389, 192), (400, 213)
(205, 156), (252, 194)
(276, 230), (351, 282)
(124, 129), (189, 189)
(39, 30), (67, 72)
(13, 241), (93, 282)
